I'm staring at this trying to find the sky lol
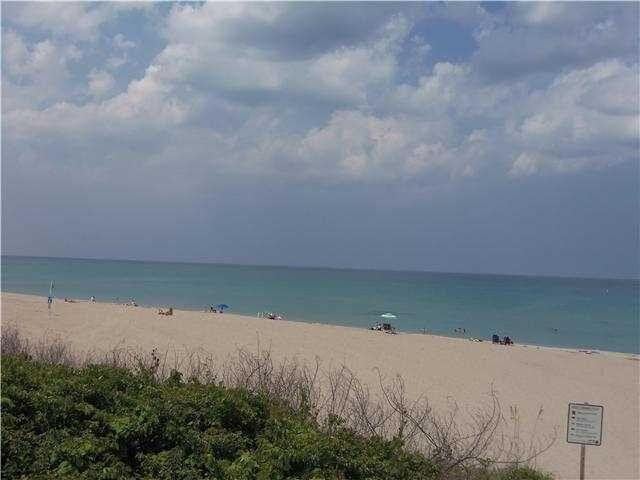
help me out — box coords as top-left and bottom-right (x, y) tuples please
(1, 2), (638, 279)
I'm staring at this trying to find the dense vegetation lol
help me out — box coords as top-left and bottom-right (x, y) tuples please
(1, 354), (552, 480)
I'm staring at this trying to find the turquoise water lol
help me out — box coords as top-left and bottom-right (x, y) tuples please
(2, 256), (638, 353)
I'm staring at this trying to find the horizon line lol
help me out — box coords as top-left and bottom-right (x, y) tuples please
(2, 253), (638, 283)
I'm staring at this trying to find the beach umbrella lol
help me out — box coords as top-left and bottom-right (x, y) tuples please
(217, 304), (229, 310)
(380, 313), (396, 319)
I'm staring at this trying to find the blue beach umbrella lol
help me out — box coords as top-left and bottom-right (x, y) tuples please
(380, 313), (396, 319)
(217, 304), (229, 311)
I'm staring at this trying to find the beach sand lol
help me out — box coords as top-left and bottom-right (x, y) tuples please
(2, 292), (638, 479)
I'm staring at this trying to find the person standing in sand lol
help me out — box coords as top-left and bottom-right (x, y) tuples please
(47, 280), (54, 309)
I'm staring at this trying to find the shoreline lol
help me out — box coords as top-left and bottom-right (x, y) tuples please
(9, 291), (637, 358)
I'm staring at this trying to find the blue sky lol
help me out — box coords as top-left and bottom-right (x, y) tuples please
(2, 2), (638, 278)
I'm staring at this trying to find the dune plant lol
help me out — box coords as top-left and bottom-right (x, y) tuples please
(1, 326), (554, 480)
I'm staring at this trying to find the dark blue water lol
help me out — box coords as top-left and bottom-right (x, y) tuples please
(2, 256), (638, 353)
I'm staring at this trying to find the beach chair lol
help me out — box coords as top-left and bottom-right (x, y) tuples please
(492, 334), (500, 344)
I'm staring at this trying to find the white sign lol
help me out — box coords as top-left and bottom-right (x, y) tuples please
(567, 403), (603, 446)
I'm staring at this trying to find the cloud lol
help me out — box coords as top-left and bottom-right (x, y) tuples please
(112, 33), (136, 50)
(164, 2), (422, 60)
(1, 1), (638, 192)
(150, 7), (413, 107)
(510, 60), (639, 173)
(291, 110), (486, 182)
(103, 34), (137, 71)
(2, 31), (81, 78)
(106, 55), (128, 70)
(1, 30), (82, 109)
(2, 2), (151, 41)
(87, 69), (116, 99)
(472, 3), (638, 79)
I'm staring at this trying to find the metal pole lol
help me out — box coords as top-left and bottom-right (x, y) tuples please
(579, 444), (586, 480)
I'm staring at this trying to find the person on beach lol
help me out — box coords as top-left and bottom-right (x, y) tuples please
(47, 296), (53, 308)
(90, 296), (96, 302)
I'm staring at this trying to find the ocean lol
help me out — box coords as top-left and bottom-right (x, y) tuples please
(1, 256), (638, 353)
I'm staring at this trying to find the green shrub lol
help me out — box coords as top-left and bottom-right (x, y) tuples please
(1, 355), (551, 480)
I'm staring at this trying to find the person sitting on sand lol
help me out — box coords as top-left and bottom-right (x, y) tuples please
(158, 307), (173, 316)
(503, 336), (513, 345)
(90, 296), (96, 302)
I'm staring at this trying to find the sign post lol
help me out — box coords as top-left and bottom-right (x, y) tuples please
(567, 403), (603, 480)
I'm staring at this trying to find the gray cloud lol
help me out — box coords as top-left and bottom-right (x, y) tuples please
(472, 3), (639, 79)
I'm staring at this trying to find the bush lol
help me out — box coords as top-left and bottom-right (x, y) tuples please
(2, 355), (442, 479)
(1, 330), (554, 480)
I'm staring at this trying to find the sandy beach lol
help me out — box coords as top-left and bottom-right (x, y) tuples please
(2, 292), (638, 479)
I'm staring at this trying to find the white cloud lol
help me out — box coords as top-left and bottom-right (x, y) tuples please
(2, 2), (638, 190)
(87, 69), (116, 99)
(112, 33), (136, 50)
(5, 3), (106, 41)
(2, 31), (81, 78)
(3, 2), (151, 41)
(2, 30), (82, 109)
(103, 33), (137, 71)
(237, 110), (487, 183)
(512, 60), (638, 168)
(106, 55), (128, 70)
(508, 152), (544, 177)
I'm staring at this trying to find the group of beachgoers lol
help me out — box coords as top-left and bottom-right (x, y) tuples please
(370, 320), (514, 344)
(48, 295), (517, 345)
(56, 295), (97, 304)
(370, 322), (397, 334)
(492, 334), (513, 345)
(258, 312), (285, 320)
